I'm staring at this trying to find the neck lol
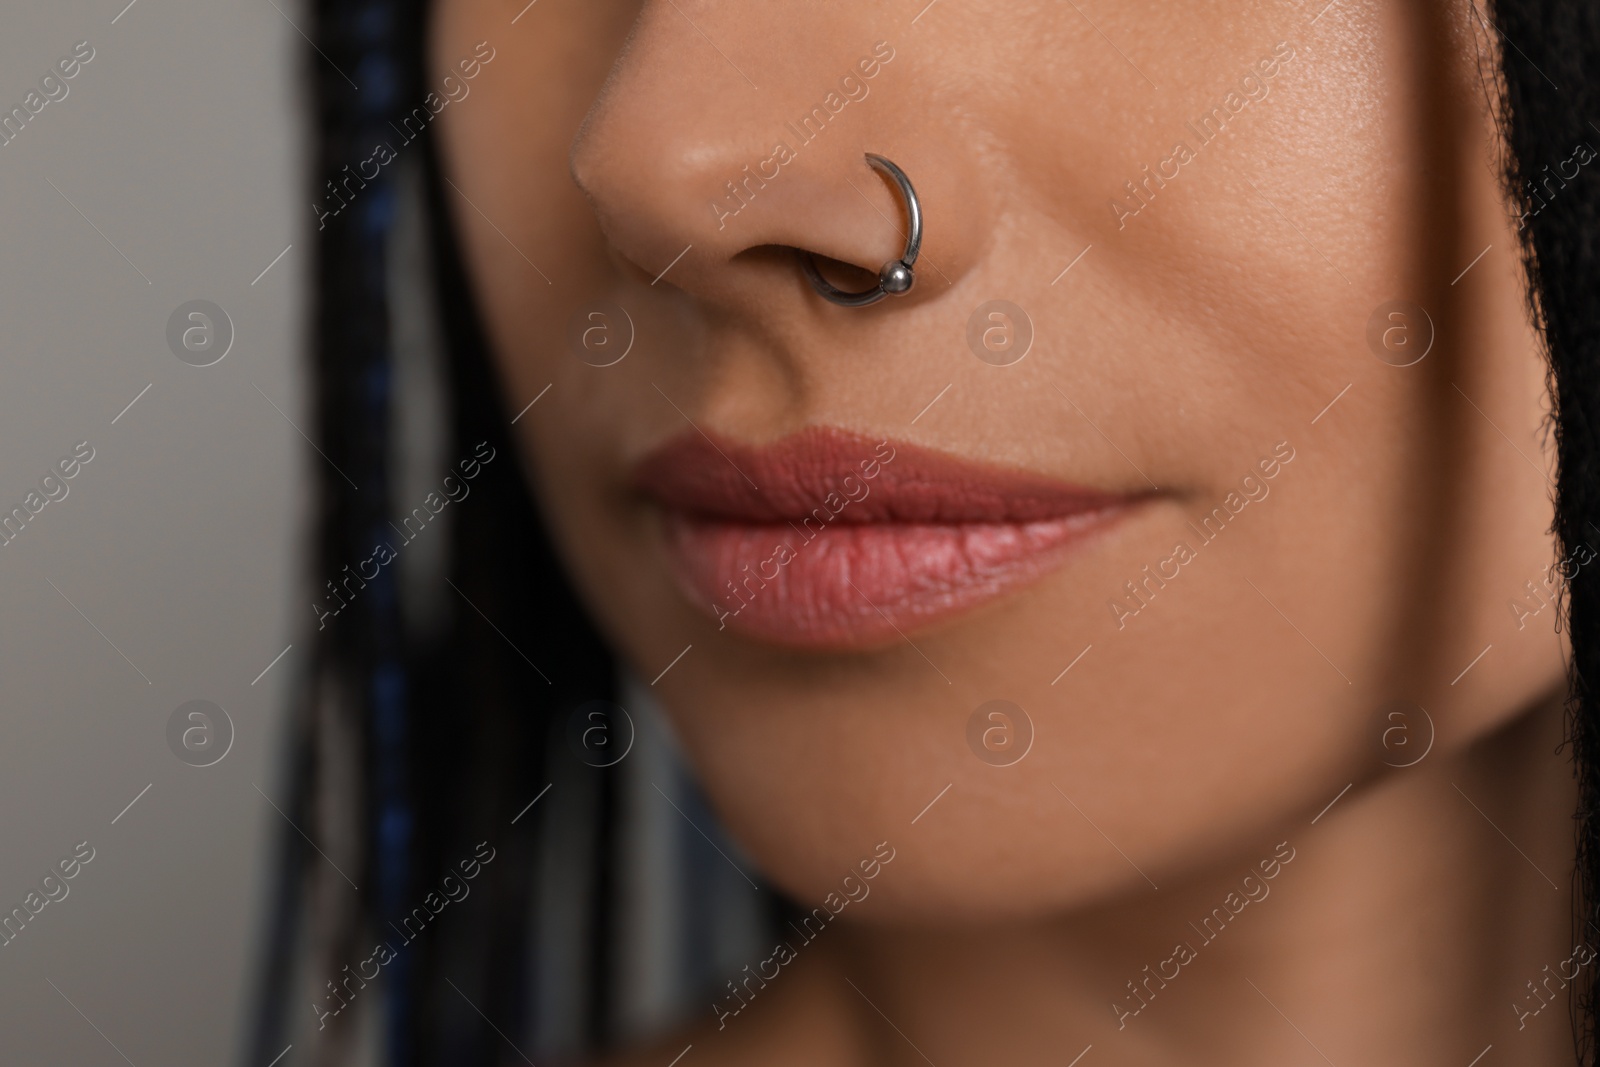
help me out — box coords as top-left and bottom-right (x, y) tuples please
(829, 691), (1576, 1066)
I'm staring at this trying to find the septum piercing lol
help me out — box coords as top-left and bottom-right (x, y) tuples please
(799, 153), (922, 308)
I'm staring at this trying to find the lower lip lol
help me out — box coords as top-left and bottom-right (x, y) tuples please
(660, 509), (1123, 649)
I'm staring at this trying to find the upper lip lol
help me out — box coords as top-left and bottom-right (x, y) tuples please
(632, 426), (1133, 523)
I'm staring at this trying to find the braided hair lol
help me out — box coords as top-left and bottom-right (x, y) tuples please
(252, 0), (618, 1063)
(258, 0), (1600, 1063)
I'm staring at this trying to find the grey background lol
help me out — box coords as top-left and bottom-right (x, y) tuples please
(0, 0), (301, 1063)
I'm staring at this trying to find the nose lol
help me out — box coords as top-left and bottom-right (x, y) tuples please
(569, 2), (987, 312)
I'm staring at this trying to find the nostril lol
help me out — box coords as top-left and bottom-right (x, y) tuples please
(794, 153), (923, 308)
(796, 250), (879, 291)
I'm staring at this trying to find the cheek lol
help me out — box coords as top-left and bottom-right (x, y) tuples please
(435, 0), (710, 685)
(432, 0), (645, 495)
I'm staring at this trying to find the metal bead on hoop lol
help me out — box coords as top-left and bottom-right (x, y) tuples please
(799, 153), (923, 308)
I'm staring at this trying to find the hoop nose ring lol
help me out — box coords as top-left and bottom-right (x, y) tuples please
(799, 154), (922, 308)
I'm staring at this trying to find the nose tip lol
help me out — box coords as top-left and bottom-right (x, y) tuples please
(567, 11), (984, 308)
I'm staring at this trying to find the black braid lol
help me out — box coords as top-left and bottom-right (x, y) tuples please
(254, 0), (617, 1062)
(1491, 1), (1600, 1062)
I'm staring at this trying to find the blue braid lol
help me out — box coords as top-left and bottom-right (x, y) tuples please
(329, 0), (414, 1061)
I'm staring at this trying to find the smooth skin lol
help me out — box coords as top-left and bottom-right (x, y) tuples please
(432, 1), (1573, 1063)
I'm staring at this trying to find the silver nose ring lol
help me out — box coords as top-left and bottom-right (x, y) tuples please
(799, 153), (922, 308)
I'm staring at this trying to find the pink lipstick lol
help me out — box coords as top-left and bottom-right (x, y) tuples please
(633, 427), (1137, 648)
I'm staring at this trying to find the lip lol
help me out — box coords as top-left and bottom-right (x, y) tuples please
(632, 426), (1138, 649)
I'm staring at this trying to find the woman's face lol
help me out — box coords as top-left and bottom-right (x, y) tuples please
(432, 0), (1564, 915)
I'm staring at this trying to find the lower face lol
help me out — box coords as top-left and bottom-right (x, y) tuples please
(431, 0), (1565, 916)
